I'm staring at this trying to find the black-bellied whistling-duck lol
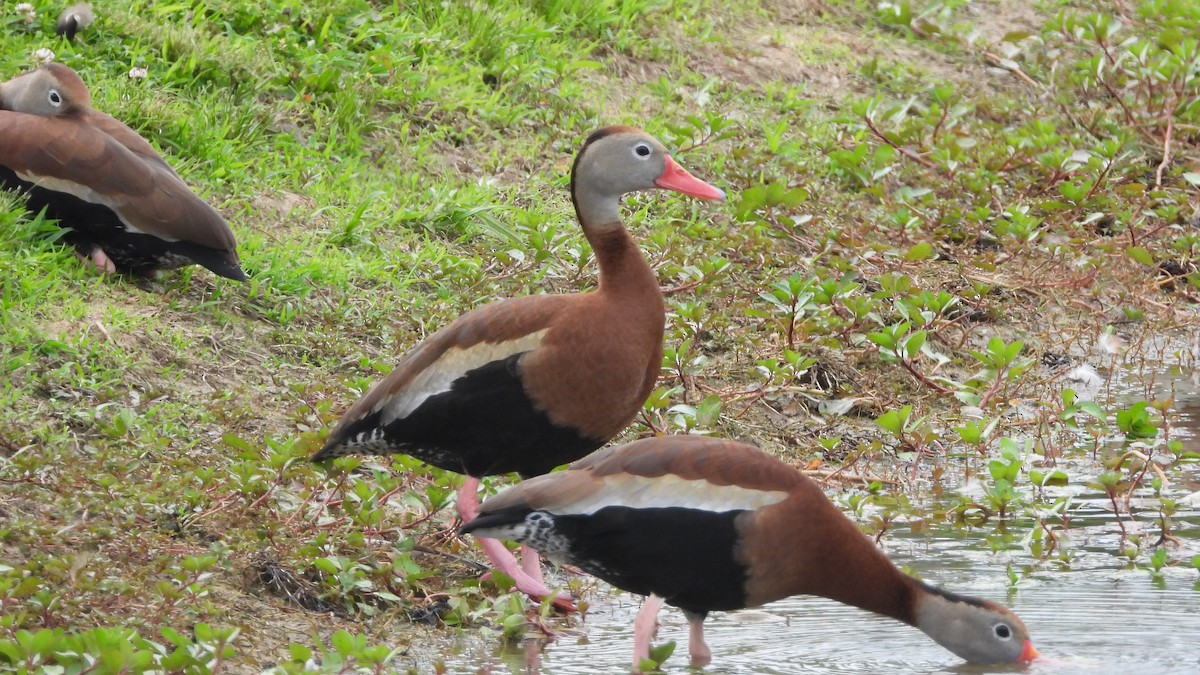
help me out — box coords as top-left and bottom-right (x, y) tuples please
(0, 64), (245, 280)
(57, 4), (94, 41)
(462, 435), (1039, 668)
(312, 126), (725, 609)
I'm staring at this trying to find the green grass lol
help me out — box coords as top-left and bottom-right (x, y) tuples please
(2, 0), (1199, 671)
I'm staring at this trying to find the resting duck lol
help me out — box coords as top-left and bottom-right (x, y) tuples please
(463, 435), (1039, 668)
(313, 126), (725, 609)
(0, 64), (245, 280)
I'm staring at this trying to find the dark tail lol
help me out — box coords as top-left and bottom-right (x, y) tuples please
(179, 243), (247, 281)
(56, 4), (94, 41)
(458, 507), (531, 536)
(310, 440), (344, 463)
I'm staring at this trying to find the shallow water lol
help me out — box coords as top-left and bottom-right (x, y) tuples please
(428, 340), (1200, 674)
(435, 525), (1200, 675)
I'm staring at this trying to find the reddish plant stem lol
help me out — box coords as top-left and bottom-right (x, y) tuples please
(861, 114), (939, 169)
(898, 357), (955, 394)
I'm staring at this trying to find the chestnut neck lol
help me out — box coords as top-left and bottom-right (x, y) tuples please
(571, 180), (661, 301)
(748, 489), (922, 627)
(816, 551), (919, 626)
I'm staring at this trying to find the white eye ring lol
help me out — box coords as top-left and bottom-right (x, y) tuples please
(48, 89), (63, 107)
(633, 143), (652, 158)
(993, 623), (1012, 640)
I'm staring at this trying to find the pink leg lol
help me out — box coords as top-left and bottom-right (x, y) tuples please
(455, 476), (484, 522)
(687, 614), (712, 667)
(458, 477), (575, 612)
(521, 543), (544, 584)
(77, 247), (116, 274)
(631, 593), (665, 672)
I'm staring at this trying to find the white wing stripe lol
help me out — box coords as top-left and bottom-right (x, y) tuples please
(15, 170), (150, 236)
(554, 474), (787, 515)
(380, 329), (549, 422)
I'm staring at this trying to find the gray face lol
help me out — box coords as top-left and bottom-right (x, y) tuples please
(921, 598), (1032, 664)
(0, 70), (74, 117)
(575, 132), (670, 198)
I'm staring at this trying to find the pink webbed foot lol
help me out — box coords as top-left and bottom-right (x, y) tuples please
(458, 477), (576, 612)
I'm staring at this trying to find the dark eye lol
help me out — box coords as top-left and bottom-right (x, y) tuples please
(634, 143), (651, 158)
(994, 623), (1012, 640)
(48, 89), (62, 106)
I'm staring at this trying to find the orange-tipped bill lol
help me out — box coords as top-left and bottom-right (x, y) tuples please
(1020, 639), (1039, 662)
(655, 155), (725, 201)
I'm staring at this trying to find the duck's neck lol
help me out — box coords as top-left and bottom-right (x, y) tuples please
(573, 187), (660, 299)
(807, 538), (919, 626)
(745, 488), (921, 627)
(572, 181), (622, 232)
(587, 227), (658, 298)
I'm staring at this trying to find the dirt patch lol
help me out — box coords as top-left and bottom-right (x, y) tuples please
(968, 0), (1044, 46)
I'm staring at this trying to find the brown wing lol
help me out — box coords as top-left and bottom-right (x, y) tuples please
(479, 436), (804, 516)
(323, 294), (575, 447)
(86, 109), (181, 179)
(0, 110), (235, 252)
(575, 436), (804, 492)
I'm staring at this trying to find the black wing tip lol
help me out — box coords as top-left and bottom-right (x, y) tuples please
(310, 442), (341, 463)
(458, 508), (530, 536)
(458, 515), (488, 536)
(217, 265), (248, 282)
(197, 253), (247, 281)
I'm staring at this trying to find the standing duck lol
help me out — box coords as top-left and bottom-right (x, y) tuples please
(0, 64), (245, 280)
(312, 126), (725, 608)
(462, 435), (1039, 668)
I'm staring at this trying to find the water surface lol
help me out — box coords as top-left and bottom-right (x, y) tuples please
(424, 340), (1200, 674)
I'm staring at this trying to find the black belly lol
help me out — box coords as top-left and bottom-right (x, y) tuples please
(546, 506), (749, 615)
(337, 353), (601, 478)
(0, 166), (243, 280)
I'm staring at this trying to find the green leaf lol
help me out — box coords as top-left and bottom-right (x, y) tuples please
(1126, 246), (1154, 266)
(1004, 340), (1024, 363)
(289, 643), (313, 662)
(30, 629), (60, 656)
(161, 627), (189, 648)
(330, 630), (357, 655)
(696, 394), (723, 427)
(648, 640), (676, 665)
(876, 405), (912, 437)
(222, 433), (255, 453)
(904, 330), (927, 359)
(501, 613), (526, 640)
(1030, 470), (1069, 487)
(867, 330), (896, 350)
(1078, 401), (1107, 421)
(904, 242), (934, 260)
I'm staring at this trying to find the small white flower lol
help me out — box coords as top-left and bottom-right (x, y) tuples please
(128, 66), (148, 80)
(32, 48), (56, 64)
(16, 3), (36, 23)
